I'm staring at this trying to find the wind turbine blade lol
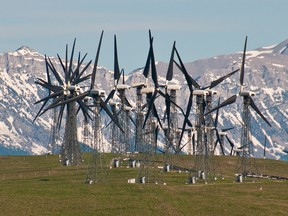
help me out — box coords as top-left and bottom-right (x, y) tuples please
(91, 30), (104, 89)
(249, 97), (272, 127)
(74, 59), (92, 84)
(205, 94), (237, 116)
(173, 61), (193, 91)
(166, 41), (176, 81)
(143, 91), (157, 128)
(68, 38), (76, 81)
(78, 100), (92, 121)
(238, 143), (249, 149)
(47, 57), (64, 85)
(158, 90), (185, 116)
(35, 79), (60, 92)
(57, 104), (65, 130)
(240, 36), (247, 86)
(209, 69), (239, 89)
(178, 93), (193, 147)
(114, 35), (121, 81)
(179, 139), (190, 152)
(104, 89), (116, 104)
(70, 52), (88, 84)
(143, 44), (151, 78)
(68, 52), (80, 83)
(150, 38), (158, 87)
(76, 52), (81, 78)
(99, 97), (124, 133)
(65, 44), (68, 83)
(216, 130), (225, 155)
(129, 115), (136, 126)
(46, 92), (89, 111)
(121, 68), (125, 84)
(214, 98), (221, 128)
(75, 73), (92, 84)
(34, 90), (64, 105)
(124, 96), (132, 107)
(225, 135), (234, 148)
(44, 55), (51, 91)
(152, 104), (163, 129)
(39, 95), (65, 118)
(221, 127), (234, 132)
(175, 47), (200, 91)
(33, 99), (49, 122)
(213, 130), (220, 151)
(38, 95), (63, 118)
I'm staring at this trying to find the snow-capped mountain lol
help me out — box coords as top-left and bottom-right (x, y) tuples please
(0, 39), (288, 160)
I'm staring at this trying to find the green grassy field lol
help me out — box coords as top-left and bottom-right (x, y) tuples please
(0, 154), (287, 216)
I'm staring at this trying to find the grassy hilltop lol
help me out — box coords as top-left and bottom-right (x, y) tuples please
(0, 154), (287, 216)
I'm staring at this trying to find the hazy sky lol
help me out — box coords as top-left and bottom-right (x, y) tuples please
(0, 0), (287, 72)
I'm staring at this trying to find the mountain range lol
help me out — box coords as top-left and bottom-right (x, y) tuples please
(0, 38), (288, 160)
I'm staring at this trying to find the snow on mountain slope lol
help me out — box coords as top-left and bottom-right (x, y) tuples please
(0, 40), (288, 160)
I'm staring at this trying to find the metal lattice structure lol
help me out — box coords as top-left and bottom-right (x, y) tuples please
(34, 39), (93, 166)
(47, 107), (60, 154)
(86, 97), (108, 183)
(206, 36), (272, 179)
(174, 45), (239, 183)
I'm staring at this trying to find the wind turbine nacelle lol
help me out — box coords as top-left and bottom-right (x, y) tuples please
(207, 90), (218, 95)
(116, 84), (130, 90)
(83, 96), (92, 102)
(239, 91), (256, 97)
(141, 87), (154, 94)
(219, 131), (227, 136)
(109, 101), (120, 106)
(131, 82), (146, 88)
(63, 90), (71, 97)
(67, 85), (81, 92)
(90, 89), (106, 97)
(124, 106), (133, 111)
(193, 89), (209, 96)
(167, 84), (181, 90)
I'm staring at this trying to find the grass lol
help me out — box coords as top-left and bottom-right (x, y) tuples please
(0, 154), (287, 215)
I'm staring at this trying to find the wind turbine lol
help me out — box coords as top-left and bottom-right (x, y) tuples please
(83, 32), (124, 183)
(105, 35), (133, 153)
(161, 41), (188, 154)
(34, 39), (93, 166)
(174, 47), (238, 154)
(206, 36), (272, 177)
(174, 46), (239, 182)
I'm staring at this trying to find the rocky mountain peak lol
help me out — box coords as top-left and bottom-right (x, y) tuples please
(9, 46), (42, 58)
